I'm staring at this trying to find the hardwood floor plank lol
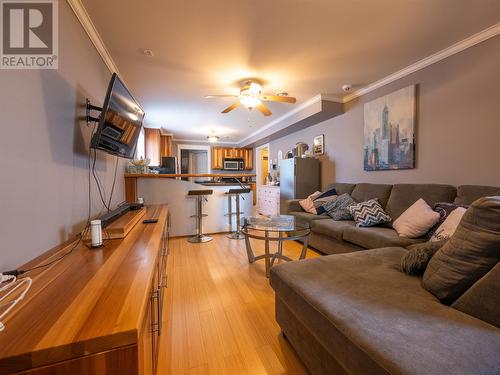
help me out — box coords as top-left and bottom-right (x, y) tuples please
(157, 234), (316, 374)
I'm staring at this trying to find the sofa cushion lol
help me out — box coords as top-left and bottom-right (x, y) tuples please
(350, 183), (393, 207)
(423, 196), (500, 304)
(452, 262), (500, 328)
(455, 185), (500, 205)
(325, 183), (356, 196)
(385, 184), (456, 221)
(289, 211), (330, 225)
(270, 248), (500, 375)
(311, 219), (356, 241)
(343, 226), (425, 248)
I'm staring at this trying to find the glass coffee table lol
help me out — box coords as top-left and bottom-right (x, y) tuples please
(241, 215), (311, 277)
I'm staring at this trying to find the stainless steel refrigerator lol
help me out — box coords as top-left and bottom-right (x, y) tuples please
(279, 157), (320, 214)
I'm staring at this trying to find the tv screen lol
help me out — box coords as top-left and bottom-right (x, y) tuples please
(91, 73), (145, 158)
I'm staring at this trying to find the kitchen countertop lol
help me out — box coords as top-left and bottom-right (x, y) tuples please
(125, 173), (256, 178)
(194, 182), (253, 186)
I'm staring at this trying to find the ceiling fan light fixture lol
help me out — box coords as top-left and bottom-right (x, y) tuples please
(240, 96), (261, 108)
(247, 82), (262, 95)
(207, 135), (219, 143)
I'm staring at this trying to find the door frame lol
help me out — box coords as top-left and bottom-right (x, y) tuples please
(255, 143), (270, 186)
(177, 144), (211, 177)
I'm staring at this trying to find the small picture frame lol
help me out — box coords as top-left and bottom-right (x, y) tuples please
(313, 135), (324, 156)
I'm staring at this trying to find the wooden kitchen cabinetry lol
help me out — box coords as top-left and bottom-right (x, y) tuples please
(211, 147), (253, 170)
(211, 147), (225, 169)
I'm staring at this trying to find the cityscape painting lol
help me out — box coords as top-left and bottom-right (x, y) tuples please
(363, 85), (416, 171)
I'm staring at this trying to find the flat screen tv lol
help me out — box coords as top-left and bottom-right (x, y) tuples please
(91, 73), (145, 158)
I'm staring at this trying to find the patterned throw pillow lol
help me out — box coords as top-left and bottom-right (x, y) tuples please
(427, 202), (469, 239)
(323, 193), (356, 220)
(349, 199), (392, 227)
(430, 207), (467, 242)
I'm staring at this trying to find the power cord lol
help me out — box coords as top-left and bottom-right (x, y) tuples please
(0, 275), (32, 332)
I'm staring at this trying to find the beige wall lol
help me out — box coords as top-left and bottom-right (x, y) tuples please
(270, 36), (500, 190)
(0, 2), (127, 270)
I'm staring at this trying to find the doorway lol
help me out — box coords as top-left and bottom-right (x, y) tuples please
(255, 143), (270, 186)
(177, 144), (211, 181)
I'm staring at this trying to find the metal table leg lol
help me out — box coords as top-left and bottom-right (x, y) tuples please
(244, 230), (255, 263)
(264, 230), (271, 277)
(300, 236), (309, 259)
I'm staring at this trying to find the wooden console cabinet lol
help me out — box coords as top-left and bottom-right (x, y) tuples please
(0, 206), (170, 375)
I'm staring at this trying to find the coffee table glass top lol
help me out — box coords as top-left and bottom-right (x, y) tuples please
(242, 215), (309, 232)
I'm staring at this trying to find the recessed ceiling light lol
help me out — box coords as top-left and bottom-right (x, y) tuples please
(141, 48), (154, 57)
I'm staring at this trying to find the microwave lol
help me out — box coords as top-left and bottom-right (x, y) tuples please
(223, 158), (244, 170)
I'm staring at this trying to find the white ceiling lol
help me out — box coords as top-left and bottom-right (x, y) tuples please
(81, 0), (500, 143)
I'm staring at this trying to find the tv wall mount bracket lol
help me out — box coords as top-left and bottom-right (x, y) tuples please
(86, 98), (102, 125)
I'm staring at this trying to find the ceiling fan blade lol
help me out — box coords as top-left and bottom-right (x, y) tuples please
(222, 101), (241, 113)
(256, 103), (272, 116)
(205, 95), (239, 99)
(260, 95), (297, 103)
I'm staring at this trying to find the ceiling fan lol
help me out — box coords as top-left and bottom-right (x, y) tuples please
(205, 80), (296, 116)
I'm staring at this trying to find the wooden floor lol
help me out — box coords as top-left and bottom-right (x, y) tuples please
(157, 234), (321, 375)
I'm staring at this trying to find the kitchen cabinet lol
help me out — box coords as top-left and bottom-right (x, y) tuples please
(244, 148), (253, 170)
(211, 147), (254, 170)
(211, 147), (224, 169)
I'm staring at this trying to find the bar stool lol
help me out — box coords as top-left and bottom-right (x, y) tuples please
(187, 189), (213, 243)
(225, 188), (251, 240)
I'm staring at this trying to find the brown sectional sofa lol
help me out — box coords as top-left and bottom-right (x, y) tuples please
(272, 183), (500, 374)
(284, 183), (500, 255)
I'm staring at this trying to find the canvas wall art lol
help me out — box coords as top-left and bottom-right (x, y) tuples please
(363, 85), (416, 171)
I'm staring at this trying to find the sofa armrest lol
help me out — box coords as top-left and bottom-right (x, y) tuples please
(283, 199), (303, 214)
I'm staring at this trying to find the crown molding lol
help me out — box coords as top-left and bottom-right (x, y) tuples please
(172, 138), (239, 145)
(67, 0), (120, 75)
(343, 22), (500, 103)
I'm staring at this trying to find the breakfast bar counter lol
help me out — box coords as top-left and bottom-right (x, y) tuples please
(125, 174), (256, 237)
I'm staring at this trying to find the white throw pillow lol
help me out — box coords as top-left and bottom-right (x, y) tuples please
(430, 207), (467, 242)
(393, 198), (440, 238)
(299, 191), (322, 214)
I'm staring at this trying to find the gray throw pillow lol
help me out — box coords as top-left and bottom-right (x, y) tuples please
(348, 198), (391, 227)
(422, 196), (500, 304)
(323, 193), (355, 220)
(400, 240), (448, 276)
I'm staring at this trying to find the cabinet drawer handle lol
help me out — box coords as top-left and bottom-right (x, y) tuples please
(157, 288), (162, 336)
(161, 274), (168, 288)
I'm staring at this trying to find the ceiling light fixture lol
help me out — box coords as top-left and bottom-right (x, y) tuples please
(239, 81), (262, 108)
(240, 96), (261, 108)
(207, 135), (219, 143)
